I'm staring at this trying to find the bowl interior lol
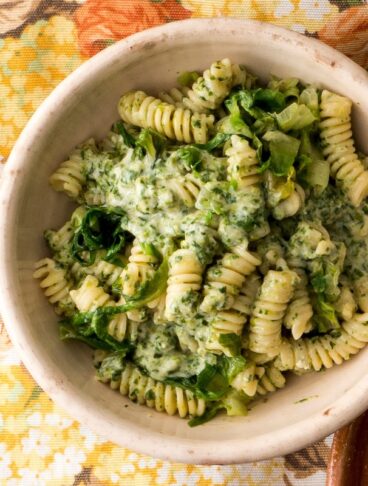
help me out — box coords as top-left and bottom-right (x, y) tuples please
(2, 19), (368, 464)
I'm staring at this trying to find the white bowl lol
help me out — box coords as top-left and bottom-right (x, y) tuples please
(1, 18), (368, 465)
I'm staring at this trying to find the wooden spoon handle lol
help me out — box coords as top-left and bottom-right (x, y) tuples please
(327, 411), (368, 486)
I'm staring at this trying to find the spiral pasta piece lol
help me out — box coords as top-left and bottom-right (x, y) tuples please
(165, 249), (203, 321)
(209, 273), (261, 355)
(33, 258), (73, 313)
(256, 364), (286, 396)
(257, 237), (286, 276)
(118, 90), (214, 144)
(46, 221), (73, 251)
(231, 361), (259, 397)
(168, 174), (202, 207)
(334, 285), (357, 321)
(158, 86), (189, 108)
(147, 293), (167, 325)
(232, 273), (262, 316)
(70, 275), (129, 342)
(200, 244), (261, 313)
(106, 363), (206, 418)
(275, 313), (368, 372)
(320, 90), (368, 206)
(183, 59), (246, 113)
(70, 275), (111, 310)
(49, 141), (93, 199)
(71, 259), (124, 289)
(272, 184), (305, 220)
(120, 240), (159, 322)
(121, 240), (158, 297)
(284, 268), (313, 340)
(206, 309), (247, 356)
(225, 135), (261, 189)
(249, 270), (297, 359)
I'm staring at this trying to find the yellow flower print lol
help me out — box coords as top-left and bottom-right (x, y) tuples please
(2, 94), (28, 128)
(48, 446), (86, 482)
(182, 0), (338, 32)
(181, 0), (253, 17)
(94, 447), (156, 485)
(42, 15), (78, 46)
(0, 15), (84, 159)
(7, 45), (37, 71)
(21, 428), (51, 458)
(3, 413), (29, 435)
(0, 370), (26, 407)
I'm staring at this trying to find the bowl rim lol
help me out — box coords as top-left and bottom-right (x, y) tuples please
(1, 17), (368, 464)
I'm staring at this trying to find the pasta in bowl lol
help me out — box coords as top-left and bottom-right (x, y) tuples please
(34, 57), (368, 426)
(2, 19), (368, 463)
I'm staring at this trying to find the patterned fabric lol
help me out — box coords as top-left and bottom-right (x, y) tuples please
(1, 0), (367, 483)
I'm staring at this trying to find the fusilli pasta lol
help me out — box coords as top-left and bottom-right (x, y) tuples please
(249, 270), (297, 359)
(320, 90), (368, 207)
(118, 90), (214, 144)
(275, 313), (368, 372)
(106, 362), (206, 418)
(33, 258), (73, 313)
(225, 135), (261, 189)
(200, 244), (261, 313)
(165, 249), (203, 321)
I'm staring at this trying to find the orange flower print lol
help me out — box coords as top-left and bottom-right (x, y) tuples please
(318, 5), (368, 69)
(74, 0), (192, 57)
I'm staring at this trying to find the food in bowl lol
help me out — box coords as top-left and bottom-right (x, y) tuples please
(33, 57), (368, 426)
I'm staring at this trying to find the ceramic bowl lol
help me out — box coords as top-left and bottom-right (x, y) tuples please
(1, 18), (368, 464)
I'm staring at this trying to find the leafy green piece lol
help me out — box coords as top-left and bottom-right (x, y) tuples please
(297, 130), (329, 194)
(310, 257), (341, 302)
(217, 114), (253, 139)
(268, 76), (300, 100)
(312, 294), (340, 333)
(299, 87), (319, 118)
(60, 321), (133, 352)
(188, 402), (224, 427)
(220, 95), (254, 138)
(263, 130), (300, 177)
(221, 389), (249, 416)
(111, 277), (123, 298)
(218, 333), (241, 356)
(196, 364), (229, 400)
(264, 170), (295, 207)
(188, 388), (248, 426)
(122, 257), (168, 305)
(115, 121), (136, 148)
(165, 355), (246, 404)
(177, 71), (200, 87)
(301, 158), (330, 195)
(59, 324), (112, 350)
(134, 128), (167, 159)
(71, 207), (128, 266)
(176, 146), (203, 171)
(194, 132), (230, 152)
(220, 355), (246, 383)
(252, 88), (286, 113)
(276, 103), (316, 132)
(140, 242), (161, 260)
(252, 113), (277, 136)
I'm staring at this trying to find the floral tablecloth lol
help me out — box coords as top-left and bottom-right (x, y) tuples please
(1, 1), (367, 484)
